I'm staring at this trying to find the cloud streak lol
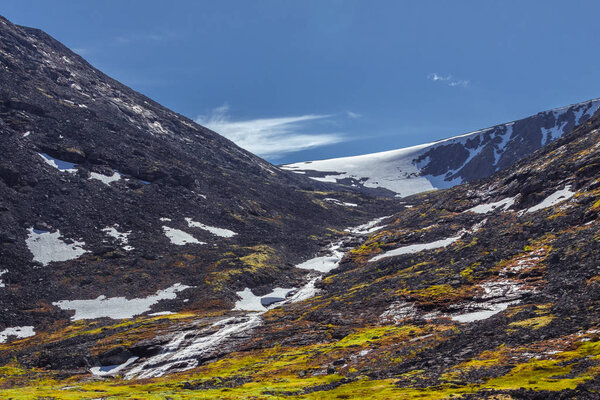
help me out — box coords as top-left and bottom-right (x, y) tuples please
(428, 73), (469, 87)
(114, 31), (180, 45)
(195, 105), (345, 159)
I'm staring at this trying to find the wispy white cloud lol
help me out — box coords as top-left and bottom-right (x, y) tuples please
(195, 104), (345, 159)
(115, 31), (180, 45)
(346, 110), (362, 119)
(428, 73), (469, 87)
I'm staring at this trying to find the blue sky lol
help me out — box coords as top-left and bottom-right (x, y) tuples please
(3, 1), (600, 164)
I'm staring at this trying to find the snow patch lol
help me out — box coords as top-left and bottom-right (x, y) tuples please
(370, 235), (462, 262)
(526, 186), (575, 213)
(38, 153), (77, 173)
(91, 357), (139, 377)
(102, 225), (131, 251)
(234, 287), (295, 312)
(323, 198), (358, 207)
(148, 121), (168, 135)
(345, 215), (391, 235)
(102, 226), (130, 244)
(53, 283), (192, 320)
(25, 228), (87, 266)
(449, 280), (527, 323)
(0, 269), (7, 288)
(162, 227), (205, 245)
(0, 326), (35, 343)
(148, 311), (175, 317)
(287, 277), (322, 303)
(185, 218), (237, 238)
(465, 196), (517, 214)
(90, 171), (121, 185)
(295, 243), (344, 273)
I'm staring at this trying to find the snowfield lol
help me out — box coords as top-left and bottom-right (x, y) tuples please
(234, 287), (296, 312)
(369, 235), (462, 262)
(281, 99), (600, 196)
(185, 218), (237, 238)
(295, 242), (345, 273)
(0, 326), (35, 343)
(25, 228), (88, 266)
(162, 226), (205, 245)
(526, 185), (575, 213)
(52, 283), (192, 320)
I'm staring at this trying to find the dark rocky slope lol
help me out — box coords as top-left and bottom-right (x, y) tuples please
(1, 15), (600, 400)
(0, 15), (398, 333)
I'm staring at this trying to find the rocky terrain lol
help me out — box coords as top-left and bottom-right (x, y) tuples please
(1, 14), (600, 400)
(0, 13), (399, 366)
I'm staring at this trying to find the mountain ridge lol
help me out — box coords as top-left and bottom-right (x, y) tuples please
(282, 98), (600, 197)
(2, 14), (600, 400)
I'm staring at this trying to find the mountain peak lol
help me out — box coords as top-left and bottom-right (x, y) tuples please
(283, 98), (600, 197)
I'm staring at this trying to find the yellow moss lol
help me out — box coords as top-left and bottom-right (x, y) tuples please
(485, 359), (585, 391)
(400, 284), (473, 306)
(587, 276), (600, 286)
(509, 316), (554, 330)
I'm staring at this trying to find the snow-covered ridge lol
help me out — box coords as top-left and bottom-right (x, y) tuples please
(282, 99), (600, 197)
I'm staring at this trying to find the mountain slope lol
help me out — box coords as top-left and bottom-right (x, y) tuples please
(282, 99), (600, 197)
(4, 97), (600, 399)
(0, 15), (399, 338)
(2, 15), (600, 400)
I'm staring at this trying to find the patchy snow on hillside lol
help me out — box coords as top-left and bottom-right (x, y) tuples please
(90, 171), (121, 185)
(185, 218), (237, 238)
(162, 226), (205, 245)
(234, 287), (296, 312)
(287, 277), (321, 303)
(345, 215), (392, 235)
(370, 235), (462, 262)
(0, 326), (35, 343)
(91, 356), (139, 377)
(526, 186), (575, 213)
(449, 280), (527, 323)
(295, 242), (345, 273)
(53, 283), (192, 320)
(0, 269), (7, 288)
(323, 198), (358, 207)
(102, 225), (130, 244)
(465, 196), (517, 214)
(38, 153), (77, 173)
(25, 228), (87, 266)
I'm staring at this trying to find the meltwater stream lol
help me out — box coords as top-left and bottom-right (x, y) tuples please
(121, 216), (390, 379)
